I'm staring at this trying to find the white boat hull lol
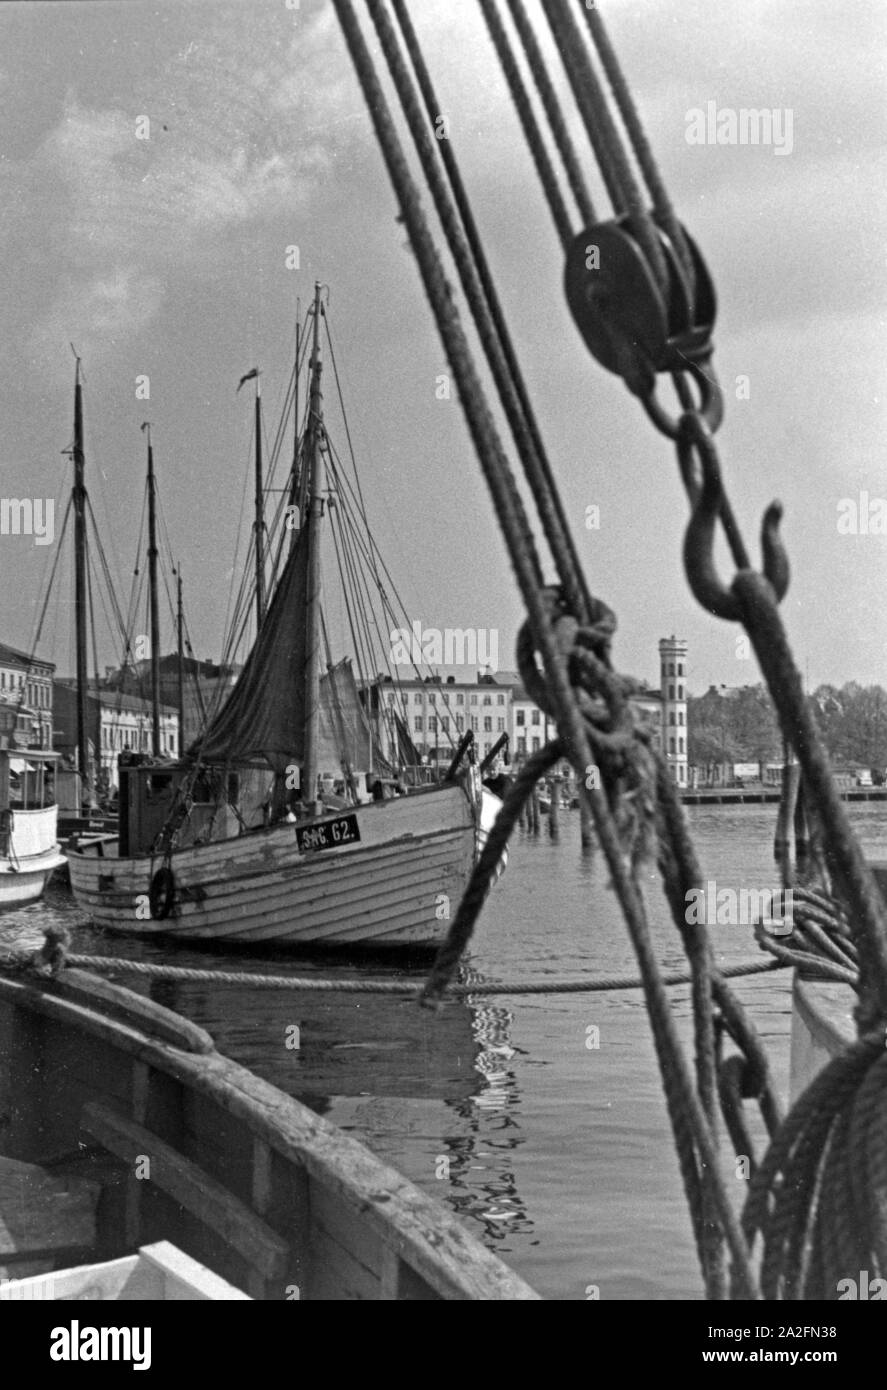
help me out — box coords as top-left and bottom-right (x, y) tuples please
(0, 806), (66, 909)
(68, 783), (503, 948)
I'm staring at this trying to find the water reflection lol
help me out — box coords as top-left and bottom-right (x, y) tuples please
(433, 965), (535, 1247)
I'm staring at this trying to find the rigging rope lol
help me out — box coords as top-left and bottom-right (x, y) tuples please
(476, 0), (574, 247)
(334, 0), (887, 1301)
(539, 0), (668, 292)
(335, 0), (758, 1299)
(581, 1), (694, 293)
(504, 0), (597, 229)
(371, 0), (588, 624)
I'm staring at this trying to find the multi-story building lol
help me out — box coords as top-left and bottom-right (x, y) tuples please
(53, 681), (179, 792)
(103, 655), (240, 751)
(370, 637), (689, 786)
(0, 642), (54, 749)
(373, 670), (511, 767)
(659, 635), (689, 787)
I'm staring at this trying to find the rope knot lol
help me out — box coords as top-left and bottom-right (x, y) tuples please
(515, 589), (657, 864)
(30, 924), (71, 978)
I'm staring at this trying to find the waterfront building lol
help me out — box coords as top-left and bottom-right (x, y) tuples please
(659, 635), (689, 787)
(103, 655), (240, 750)
(0, 642), (54, 749)
(53, 681), (178, 792)
(372, 669), (512, 768)
(369, 635), (688, 785)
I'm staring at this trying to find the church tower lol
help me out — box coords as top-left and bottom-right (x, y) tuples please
(659, 636), (688, 787)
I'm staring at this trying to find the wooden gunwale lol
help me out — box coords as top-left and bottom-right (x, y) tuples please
(0, 969), (539, 1300)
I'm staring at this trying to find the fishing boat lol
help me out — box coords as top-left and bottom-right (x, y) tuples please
(0, 748), (65, 909)
(67, 286), (503, 948)
(0, 960), (537, 1299)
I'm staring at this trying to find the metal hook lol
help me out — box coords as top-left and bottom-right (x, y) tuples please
(683, 434), (790, 621)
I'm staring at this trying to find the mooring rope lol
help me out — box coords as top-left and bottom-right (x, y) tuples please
(0, 943), (792, 996)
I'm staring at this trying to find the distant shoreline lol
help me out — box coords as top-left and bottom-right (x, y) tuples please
(680, 788), (887, 805)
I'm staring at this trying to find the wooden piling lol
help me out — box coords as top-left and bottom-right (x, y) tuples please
(794, 776), (809, 870)
(579, 791), (594, 851)
(774, 758), (801, 875)
(548, 776), (561, 839)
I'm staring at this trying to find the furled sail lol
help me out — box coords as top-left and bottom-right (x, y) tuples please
(191, 527), (311, 770)
(316, 659), (390, 777)
(190, 534), (389, 779)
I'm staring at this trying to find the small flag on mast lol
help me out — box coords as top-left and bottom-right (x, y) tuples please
(237, 368), (259, 392)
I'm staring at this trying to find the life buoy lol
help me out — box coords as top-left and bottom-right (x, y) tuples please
(148, 865), (176, 920)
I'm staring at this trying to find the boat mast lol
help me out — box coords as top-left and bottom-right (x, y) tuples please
(143, 423), (161, 757)
(72, 359), (90, 792)
(289, 312), (301, 550)
(302, 283), (325, 813)
(253, 374), (266, 626)
(177, 566), (185, 757)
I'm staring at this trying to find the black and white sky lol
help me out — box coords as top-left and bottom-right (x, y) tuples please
(0, 0), (884, 693)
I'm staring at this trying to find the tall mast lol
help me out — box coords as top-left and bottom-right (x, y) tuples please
(143, 423), (161, 757)
(302, 283), (325, 813)
(72, 359), (89, 790)
(253, 374), (266, 626)
(289, 305), (301, 550)
(176, 566), (185, 758)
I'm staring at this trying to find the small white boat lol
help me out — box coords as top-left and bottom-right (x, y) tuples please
(0, 1240), (251, 1301)
(0, 748), (66, 909)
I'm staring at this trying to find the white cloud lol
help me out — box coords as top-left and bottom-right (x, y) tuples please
(5, 2), (358, 366)
(29, 267), (163, 368)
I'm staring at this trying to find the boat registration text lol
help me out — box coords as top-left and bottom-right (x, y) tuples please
(296, 814), (361, 852)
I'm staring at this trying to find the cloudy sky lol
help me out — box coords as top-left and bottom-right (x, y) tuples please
(0, 0), (884, 696)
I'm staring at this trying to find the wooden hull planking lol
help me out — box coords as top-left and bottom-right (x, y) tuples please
(67, 783), (493, 947)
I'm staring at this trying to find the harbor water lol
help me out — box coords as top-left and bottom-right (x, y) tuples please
(2, 802), (883, 1300)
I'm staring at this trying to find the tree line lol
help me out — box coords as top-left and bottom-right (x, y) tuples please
(687, 683), (887, 772)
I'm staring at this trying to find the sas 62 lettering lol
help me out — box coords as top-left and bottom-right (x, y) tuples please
(296, 814), (360, 852)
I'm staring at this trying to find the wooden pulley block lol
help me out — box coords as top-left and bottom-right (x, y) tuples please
(564, 216), (717, 395)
